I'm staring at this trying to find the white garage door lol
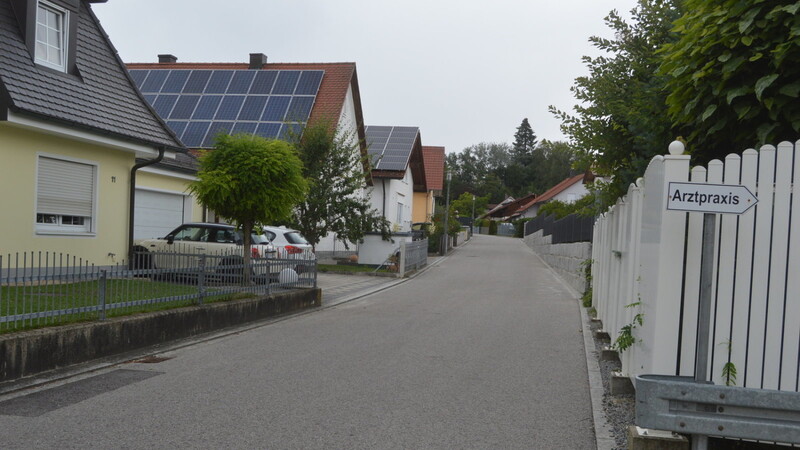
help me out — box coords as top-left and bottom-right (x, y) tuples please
(134, 189), (187, 239)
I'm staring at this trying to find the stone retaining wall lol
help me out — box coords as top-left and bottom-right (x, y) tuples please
(524, 230), (591, 294)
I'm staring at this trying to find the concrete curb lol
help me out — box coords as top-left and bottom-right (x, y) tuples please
(525, 243), (615, 450)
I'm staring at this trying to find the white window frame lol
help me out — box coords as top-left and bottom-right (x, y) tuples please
(35, 154), (98, 236)
(34, 1), (69, 72)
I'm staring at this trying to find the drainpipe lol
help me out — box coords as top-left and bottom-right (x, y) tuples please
(128, 147), (165, 268)
(382, 178), (387, 219)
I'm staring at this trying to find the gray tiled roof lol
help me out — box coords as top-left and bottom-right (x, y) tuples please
(0, 1), (183, 150)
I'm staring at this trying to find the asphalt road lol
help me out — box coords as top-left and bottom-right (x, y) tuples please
(0, 234), (595, 449)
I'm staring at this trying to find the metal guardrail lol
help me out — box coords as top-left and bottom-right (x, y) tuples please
(636, 374), (800, 444)
(0, 250), (317, 332)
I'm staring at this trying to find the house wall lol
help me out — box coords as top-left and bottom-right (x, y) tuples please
(0, 125), (134, 265)
(412, 191), (433, 223)
(553, 182), (589, 203)
(368, 170), (414, 233)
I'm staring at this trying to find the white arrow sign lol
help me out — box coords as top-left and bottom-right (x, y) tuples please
(667, 182), (758, 214)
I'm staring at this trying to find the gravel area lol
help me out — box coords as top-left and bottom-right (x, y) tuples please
(589, 312), (635, 450)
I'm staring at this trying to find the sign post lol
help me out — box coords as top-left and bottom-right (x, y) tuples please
(666, 182), (758, 450)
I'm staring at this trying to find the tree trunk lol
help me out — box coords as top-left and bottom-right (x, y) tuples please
(242, 221), (253, 285)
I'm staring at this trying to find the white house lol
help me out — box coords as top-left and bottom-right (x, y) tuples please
(359, 126), (427, 265)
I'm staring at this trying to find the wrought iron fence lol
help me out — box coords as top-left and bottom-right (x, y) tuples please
(0, 250), (317, 333)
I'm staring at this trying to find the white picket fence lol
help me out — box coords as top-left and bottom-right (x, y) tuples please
(593, 140), (800, 391)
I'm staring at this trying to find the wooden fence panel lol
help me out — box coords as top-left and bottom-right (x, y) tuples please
(745, 145), (776, 388)
(781, 141), (800, 391)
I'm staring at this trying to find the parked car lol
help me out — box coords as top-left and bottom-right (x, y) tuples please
(132, 223), (276, 279)
(260, 225), (315, 260)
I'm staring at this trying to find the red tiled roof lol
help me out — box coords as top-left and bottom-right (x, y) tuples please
(485, 193), (537, 219)
(422, 146), (445, 191)
(531, 173), (586, 206)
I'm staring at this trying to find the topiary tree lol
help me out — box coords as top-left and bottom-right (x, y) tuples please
(189, 133), (307, 282)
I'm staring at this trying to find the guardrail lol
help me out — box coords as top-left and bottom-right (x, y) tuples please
(0, 250), (316, 332)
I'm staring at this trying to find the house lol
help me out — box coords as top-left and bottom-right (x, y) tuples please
(515, 172), (597, 219)
(482, 194), (538, 221)
(412, 146), (445, 224)
(126, 53), (368, 251)
(359, 125), (426, 265)
(0, 0), (188, 265)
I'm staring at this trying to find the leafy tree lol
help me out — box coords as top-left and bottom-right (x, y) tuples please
(189, 133), (307, 281)
(660, 1), (800, 162)
(512, 118), (538, 165)
(449, 192), (490, 219)
(550, 0), (682, 205)
(287, 120), (389, 251)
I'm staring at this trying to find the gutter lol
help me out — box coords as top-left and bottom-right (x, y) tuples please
(128, 147), (165, 268)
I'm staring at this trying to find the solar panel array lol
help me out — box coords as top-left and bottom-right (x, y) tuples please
(365, 126), (419, 171)
(130, 69), (324, 148)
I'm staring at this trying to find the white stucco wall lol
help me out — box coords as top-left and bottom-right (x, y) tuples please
(368, 169), (414, 233)
(552, 181), (589, 203)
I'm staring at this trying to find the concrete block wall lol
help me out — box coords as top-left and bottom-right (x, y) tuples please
(523, 230), (591, 294)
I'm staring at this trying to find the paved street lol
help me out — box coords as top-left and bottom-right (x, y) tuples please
(0, 234), (594, 449)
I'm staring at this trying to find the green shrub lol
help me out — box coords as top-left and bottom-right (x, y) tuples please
(488, 221), (498, 235)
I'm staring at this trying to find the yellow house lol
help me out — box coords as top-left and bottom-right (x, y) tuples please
(0, 0), (186, 266)
(412, 146), (445, 224)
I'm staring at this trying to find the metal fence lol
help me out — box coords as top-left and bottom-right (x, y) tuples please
(0, 250), (317, 333)
(401, 238), (428, 275)
(524, 213), (594, 243)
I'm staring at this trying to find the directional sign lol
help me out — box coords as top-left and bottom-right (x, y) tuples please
(667, 182), (758, 214)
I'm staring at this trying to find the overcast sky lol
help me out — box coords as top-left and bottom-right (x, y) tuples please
(93, 0), (638, 154)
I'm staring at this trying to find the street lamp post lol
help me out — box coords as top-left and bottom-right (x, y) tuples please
(442, 170), (452, 255)
(471, 194), (476, 235)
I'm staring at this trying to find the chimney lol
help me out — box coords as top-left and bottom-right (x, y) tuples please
(158, 54), (177, 64)
(249, 53), (267, 69)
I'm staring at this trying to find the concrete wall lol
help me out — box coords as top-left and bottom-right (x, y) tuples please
(524, 230), (591, 294)
(0, 288), (320, 382)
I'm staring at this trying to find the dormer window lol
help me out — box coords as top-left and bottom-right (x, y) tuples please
(35, 1), (68, 72)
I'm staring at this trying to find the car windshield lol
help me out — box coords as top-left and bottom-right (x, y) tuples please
(284, 231), (309, 245)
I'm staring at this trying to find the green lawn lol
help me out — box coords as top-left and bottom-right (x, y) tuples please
(0, 278), (254, 333)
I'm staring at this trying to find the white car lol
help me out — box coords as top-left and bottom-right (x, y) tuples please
(261, 225), (315, 260)
(132, 223), (276, 278)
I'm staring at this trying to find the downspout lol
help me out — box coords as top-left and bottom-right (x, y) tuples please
(382, 178), (387, 220)
(128, 147), (165, 268)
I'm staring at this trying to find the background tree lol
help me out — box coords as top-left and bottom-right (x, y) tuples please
(189, 133), (307, 280)
(512, 118), (538, 165)
(550, 0), (682, 205)
(449, 192), (490, 219)
(660, 1), (800, 162)
(287, 120), (390, 251)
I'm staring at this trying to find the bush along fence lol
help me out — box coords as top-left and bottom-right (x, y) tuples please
(0, 250), (317, 333)
(592, 140), (800, 394)
(524, 212), (594, 244)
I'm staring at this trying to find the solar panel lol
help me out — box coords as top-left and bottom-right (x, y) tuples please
(256, 122), (281, 139)
(205, 71), (233, 93)
(232, 122), (258, 135)
(166, 121), (189, 138)
(364, 126), (419, 171)
(152, 94), (178, 118)
(238, 96), (268, 121)
(250, 71), (277, 95)
(280, 123), (303, 141)
(170, 95), (200, 120)
(183, 70), (212, 93)
(227, 71), (255, 94)
(140, 70), (169, 92)
(129, 70), (148, 88)
(161, 70), (190, 93)
(204, 122), (234, 147)
(182, 121), (211, 147)
(261, 96), (291, 121)
(295, 71), (324, 95)
(193, 95), (222, 120)
(272, 71), (300, 95)
(285, 97), (314, 122)
(134, 68), (325, 148)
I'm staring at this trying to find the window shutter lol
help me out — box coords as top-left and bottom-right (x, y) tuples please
(37, 157), (95, 217)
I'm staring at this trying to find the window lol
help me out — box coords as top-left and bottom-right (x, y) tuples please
(35, 1), (68, 72)
(36, 156), (96, 234)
